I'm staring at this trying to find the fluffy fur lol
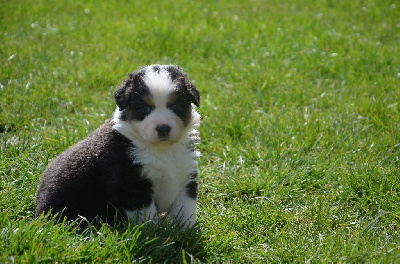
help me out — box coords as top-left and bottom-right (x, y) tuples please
(35, 65), (201, 229)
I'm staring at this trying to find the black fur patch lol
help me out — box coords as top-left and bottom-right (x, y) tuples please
(164, 65), (200, 107)
(167, 93), (192, 126)
(151, 65), (161, 73)
(130, 96), (154, 121)
(35, 120), (153, 226)
(186, 181), (198, 199)
(114, 68), (148, 112)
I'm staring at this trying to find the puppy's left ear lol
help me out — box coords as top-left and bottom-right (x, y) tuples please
(186, 81), (200, 107)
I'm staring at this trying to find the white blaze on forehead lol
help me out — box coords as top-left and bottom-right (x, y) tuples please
(143, 67), (175, 106)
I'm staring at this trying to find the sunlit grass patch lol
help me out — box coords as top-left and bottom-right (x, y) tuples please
(1, 0), (399, 262)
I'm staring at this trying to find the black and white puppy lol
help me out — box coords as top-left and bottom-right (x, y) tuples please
(35, 65), (201, 229)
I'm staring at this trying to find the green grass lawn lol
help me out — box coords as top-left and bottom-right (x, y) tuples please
(1, 0), (399, 262)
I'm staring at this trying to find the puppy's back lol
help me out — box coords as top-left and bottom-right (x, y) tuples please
(35, 119), (133, 223)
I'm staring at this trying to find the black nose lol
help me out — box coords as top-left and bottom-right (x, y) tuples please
(155, 124), (171, 137)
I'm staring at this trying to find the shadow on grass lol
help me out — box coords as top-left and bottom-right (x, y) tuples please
(1, 211), (208, 263)
(77, 215), (208, 263)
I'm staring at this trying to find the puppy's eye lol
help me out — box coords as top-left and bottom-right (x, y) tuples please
(139, 106), (152, 115)
(170, 103), (181, 112)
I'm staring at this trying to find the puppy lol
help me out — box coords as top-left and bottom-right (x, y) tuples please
(35, 65), (201, 229)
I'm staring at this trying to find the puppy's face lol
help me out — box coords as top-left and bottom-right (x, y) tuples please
(114, 65), (200, 145)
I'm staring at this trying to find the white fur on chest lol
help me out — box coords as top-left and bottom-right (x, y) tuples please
(130, 141), (199, 211)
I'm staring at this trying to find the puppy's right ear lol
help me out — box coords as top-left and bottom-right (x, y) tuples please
(114, 84), (129, 110)
(114, 73), (134, 110)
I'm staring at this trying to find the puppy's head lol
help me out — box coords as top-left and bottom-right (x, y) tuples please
(113, 65), (200, 145)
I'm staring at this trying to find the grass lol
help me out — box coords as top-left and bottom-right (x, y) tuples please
(1, 0), (399, 262)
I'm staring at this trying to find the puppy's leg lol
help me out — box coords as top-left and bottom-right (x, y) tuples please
(169, 181), (197, 229)
(125, 202), (157, 224)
